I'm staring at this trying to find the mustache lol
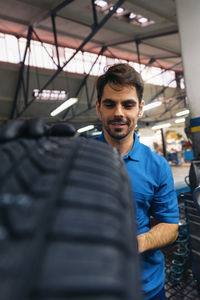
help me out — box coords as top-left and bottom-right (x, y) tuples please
(108, 117), (130, 125)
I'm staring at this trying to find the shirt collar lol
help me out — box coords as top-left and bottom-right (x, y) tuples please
(97, 131), (141, 161)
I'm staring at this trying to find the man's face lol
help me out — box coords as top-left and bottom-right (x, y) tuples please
(96, 83), (144, 140)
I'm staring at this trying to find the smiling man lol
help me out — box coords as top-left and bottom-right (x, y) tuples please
(95, 63), (179, 300)
(96, 79), (144, 156)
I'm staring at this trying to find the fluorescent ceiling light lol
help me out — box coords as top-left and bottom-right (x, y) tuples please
(152, 123), (171, 130)
(143, 101), (162, 111)
(129, 12), (136, 19)
(94, 0), (108, 8)
(116, 7), (124, 14)
(175, 118), (185, 124)
(91, 131), (102, 136)
(138, 17), (148, 24)
(33, 89), (68, 101)
(50, 97), (78, 117)
(77, 125), (95, 133)
(176, 109), (189, 117)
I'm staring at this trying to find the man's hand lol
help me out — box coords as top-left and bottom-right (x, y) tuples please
(0, 118), (76, 141)
(137, 223), (178, 253)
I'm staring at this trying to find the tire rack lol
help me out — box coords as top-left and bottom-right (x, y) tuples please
(163, 191), (200, 299)
(179, 192), (200, 284)
(168, 198), (190, 285)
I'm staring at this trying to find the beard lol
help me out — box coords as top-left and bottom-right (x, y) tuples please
(105, 128), (132, 140)
(104, 117), (135, 140)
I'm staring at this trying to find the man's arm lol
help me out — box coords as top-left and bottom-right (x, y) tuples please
(137, 223), (178, 253)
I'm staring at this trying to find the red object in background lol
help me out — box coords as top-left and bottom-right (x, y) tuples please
(151, 217), (157, 227)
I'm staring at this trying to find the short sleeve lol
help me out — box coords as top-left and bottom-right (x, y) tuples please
(152, 158), (179, 224)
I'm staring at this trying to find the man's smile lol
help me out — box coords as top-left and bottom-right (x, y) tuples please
(108, 118), (130, 126)
(110, 123), (127, 128)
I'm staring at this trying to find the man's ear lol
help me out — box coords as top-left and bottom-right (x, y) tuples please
(96, 100), (101, 118)
(138, 100), (145, 118)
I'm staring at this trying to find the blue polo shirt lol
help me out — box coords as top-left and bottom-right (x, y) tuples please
(96, 132), (179, 299)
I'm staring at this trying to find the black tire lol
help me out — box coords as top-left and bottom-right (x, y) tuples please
(0, 136), (141, 300)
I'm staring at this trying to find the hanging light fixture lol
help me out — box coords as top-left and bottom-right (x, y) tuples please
(50, 98), (78, 117)
(175, 118), (185, 123)
(143, 102), (162, 111)
(176, 109), (189, 117)
(77, 125), (95, 133)
(152, 123), (171, 130)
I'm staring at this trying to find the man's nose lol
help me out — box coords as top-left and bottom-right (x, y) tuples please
(114, 104), (124, 116)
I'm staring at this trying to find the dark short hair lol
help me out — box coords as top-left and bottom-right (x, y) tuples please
(96, 63), (144, 104)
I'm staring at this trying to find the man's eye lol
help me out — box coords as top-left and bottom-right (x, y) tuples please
(104, 103), (114, 107)
(124, 104), (134, 109)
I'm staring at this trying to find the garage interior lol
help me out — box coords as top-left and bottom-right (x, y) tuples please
(0, 0), (200, 299)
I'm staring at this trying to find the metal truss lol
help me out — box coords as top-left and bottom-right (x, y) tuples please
(144, 61), (182, 105)
(11, 26), (33, 119)
(104, 29), (179, 51)
(62, 45), (106, 120)
(11, 0), (126, 120)
(104, 29), (181, 70)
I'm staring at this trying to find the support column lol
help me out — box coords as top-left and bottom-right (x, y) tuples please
(161, 129), (167, 159)
(176, 0), (200, 156)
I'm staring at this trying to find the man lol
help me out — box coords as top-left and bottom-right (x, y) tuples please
(95, 63), (179, 300)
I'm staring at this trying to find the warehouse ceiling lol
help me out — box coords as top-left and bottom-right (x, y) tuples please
(0, 0), (181, 69)
(0, 0), (187, 128)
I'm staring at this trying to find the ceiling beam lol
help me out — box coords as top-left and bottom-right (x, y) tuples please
(51, 14), (60, 67)
(142, 41), (180, 56)
(11, 26), (33, 119)
(16, 0), (75, 36)
(62, 46), (106, 119)
(32, 0), (75, 28)
(91, 0), (98, 28)
(56, 14), (92, 28)
(104, 29), (178, 48)
(16, 0), (127, 118)
(155, 96), (185, 121)
(150, 55), (180, 60)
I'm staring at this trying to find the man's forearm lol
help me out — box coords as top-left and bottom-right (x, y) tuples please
(137, 223), (179, 253)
